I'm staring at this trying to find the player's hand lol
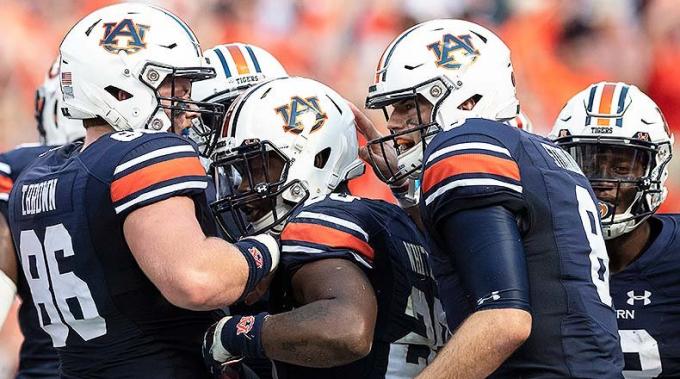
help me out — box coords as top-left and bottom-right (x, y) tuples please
(203, 317), (243, 376)
(348, 101), (404, 186)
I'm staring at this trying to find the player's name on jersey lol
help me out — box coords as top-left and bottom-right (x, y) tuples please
(21, 178), (58, 216)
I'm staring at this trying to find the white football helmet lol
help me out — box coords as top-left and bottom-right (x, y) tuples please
(35, 58), (85, 145)
(192, 43), (287, 106)
(58, 3), (224, 145)
(365, 18), (519, 183)
(550, 82), (673, 239)
(210, 77), (365, 240)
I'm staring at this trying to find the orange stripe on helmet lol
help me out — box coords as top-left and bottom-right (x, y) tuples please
(227, 45), (250, 75)
(0, 176), (13, 194)
(281, 222), (375, 261)
(597, 83), (616, 126)
(110, 157), (204, 202)
(422, 153), (520, 193)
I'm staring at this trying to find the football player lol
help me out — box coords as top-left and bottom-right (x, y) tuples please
(355, 19), (624, 378)
(189, 42), (288, 158)
(191, 42), (288, 158)
(0, 57), (85, 378)
(551, 82), (678, 378)
(6, 4), (278, 378)
(202, 76), (447, 378)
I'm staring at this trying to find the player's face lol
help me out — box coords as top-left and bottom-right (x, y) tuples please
(233, 152), (286, 223)
(157, 77), (199, 134)
(386, 97), (433, 155)
(580, 145), (649, 214)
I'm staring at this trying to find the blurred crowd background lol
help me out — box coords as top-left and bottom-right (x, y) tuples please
(1, 0), (680, 373)
(3, 0), (680, 197)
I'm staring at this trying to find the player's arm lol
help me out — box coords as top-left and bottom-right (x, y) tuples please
(417, 206), (532, 379)
(263, 258), (377, 366)
(0, 214), (17, 327)
(118, 136), (278, 311)
(124, 196), (278, 311)
(202, 258), (377, 371)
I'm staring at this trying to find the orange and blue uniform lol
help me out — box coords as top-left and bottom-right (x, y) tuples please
(7, 131), (218, 378)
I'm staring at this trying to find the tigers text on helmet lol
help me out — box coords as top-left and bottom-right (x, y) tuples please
(365, 18), (519, 184)
(210, 77), (365, 241)
(58, 3), (224, 146)
(36, 58), (85, 145)
(550, 82), (673, 239)
(190, 43), (288, 154)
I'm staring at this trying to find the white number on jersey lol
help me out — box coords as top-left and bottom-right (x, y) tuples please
(575, 185), (613, 306)
(19, 224), (107, 347)
(619, 329), (662, 378)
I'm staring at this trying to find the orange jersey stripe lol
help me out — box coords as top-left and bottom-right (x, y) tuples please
(281, 222), (375, 260)
(110, 157), (204, 202)
(422, 153), (520, 193)
(0, 176), (13, 193)
(227, 45), (250, 75)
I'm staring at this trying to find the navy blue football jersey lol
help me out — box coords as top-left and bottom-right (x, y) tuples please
(611, 214), (680, 378)
(420, 119), (624, 378)
(7, 131), (218, 378)
(273, 193), (447, 378)
(1, 143), (60, 378)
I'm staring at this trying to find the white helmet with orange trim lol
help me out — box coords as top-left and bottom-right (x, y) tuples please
(209, 76), (365, 241)
(364, 18), (519, 184)
(550, 82), (674, 239)
(35, 58), (85, 145)
(59, 2), (224, 153)
(192, 43), (288, 107)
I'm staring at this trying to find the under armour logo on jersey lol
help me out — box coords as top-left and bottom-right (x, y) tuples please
(275, 96), (327, 134)
(477, 291), (501, 306)
(236, 316), (255, 335)
(427, 34), (477, 69)
(627, 290), (651, 306)
(100, 19), (150, 54)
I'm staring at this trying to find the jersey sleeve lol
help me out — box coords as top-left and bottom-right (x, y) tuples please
(279, 200), (374, 274)
(420, 129), (527, 226)
(110, 134), (209, 218)
(0, 155), (12, 218)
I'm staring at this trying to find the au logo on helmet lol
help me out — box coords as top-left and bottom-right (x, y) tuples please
(100, 19), (150, 54)
(275, 96), (327, 134)
(427, 34), (478, 69)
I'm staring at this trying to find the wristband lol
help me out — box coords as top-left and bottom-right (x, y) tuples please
(220, 313), (269, 359)
(235, 234), (279, 301)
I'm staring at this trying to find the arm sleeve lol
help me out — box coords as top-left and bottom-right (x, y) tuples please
(110, 135), (209, 218)
(438, 205), (531, 313)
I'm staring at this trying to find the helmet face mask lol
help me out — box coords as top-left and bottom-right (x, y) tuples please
(551, 81), (674, 239)
(364, 19), (519, 186)
(556, 137), (667, 235)
(210, 139), (308, 242)
(209, 76), (364, 241)
(365, 87), (443, 184)
(137, 63), (225, 156)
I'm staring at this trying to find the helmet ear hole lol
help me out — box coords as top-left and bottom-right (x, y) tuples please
(314, 147), (331, 169)
(458, 94), (481, 110)
(104, 86), (133, 101)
